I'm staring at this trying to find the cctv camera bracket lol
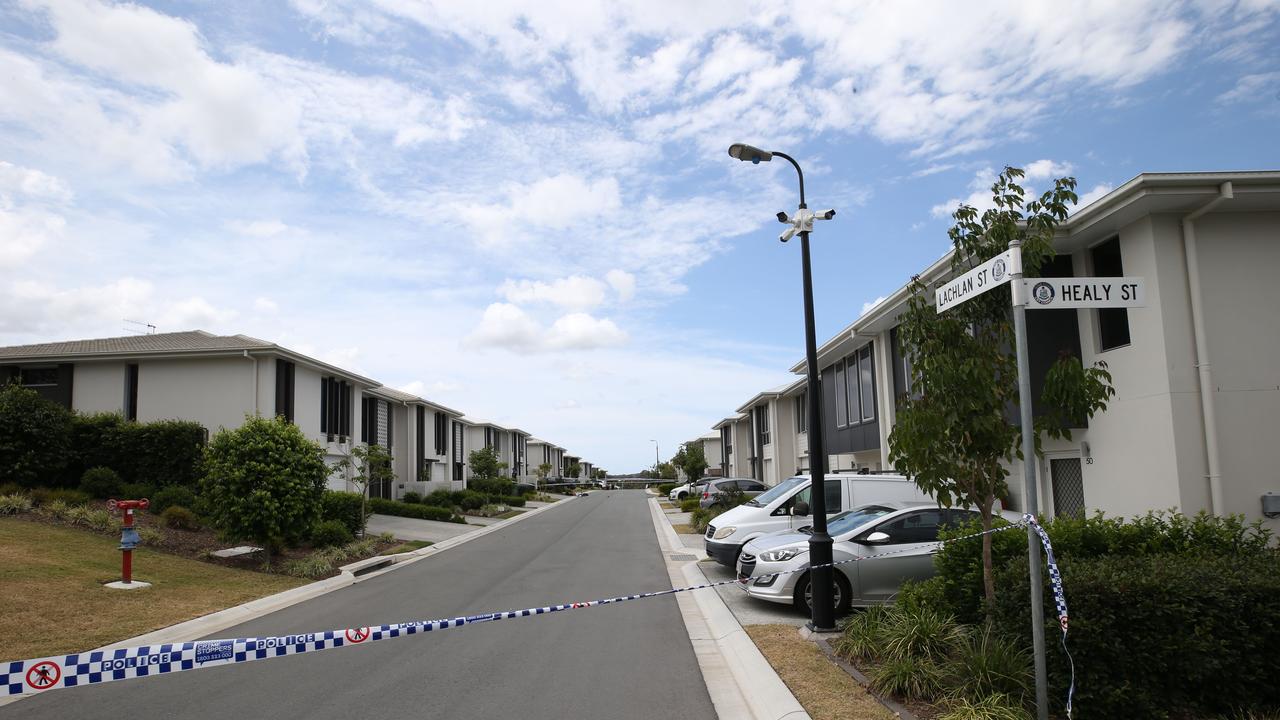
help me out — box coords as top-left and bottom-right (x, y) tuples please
(778, 207), (835, 242)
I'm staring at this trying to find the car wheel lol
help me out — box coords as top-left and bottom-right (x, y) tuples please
(676, 492), (687, 500)
(794, 571), (853, 616)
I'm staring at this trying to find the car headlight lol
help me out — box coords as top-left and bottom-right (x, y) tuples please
(712, 526), (737, 540)
(759, 547), (805, 562)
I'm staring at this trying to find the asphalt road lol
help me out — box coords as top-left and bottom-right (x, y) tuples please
(5, 490), (716, 720)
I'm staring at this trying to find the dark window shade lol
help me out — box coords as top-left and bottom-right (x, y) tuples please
(833, 359), (848, 427)
(360, 397), (372, 443)
(125, 364), (139, 421)
(416, 406), (426, 480)
(274, 360), (295, 423)
(435, 412), (447, 455)
(320, 377), (330, 434)
(796, 391), (807, 433)
(1091, 237), (1131, 350)
(338, 382), (351, 439)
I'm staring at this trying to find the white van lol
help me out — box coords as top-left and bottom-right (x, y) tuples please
(704, 473), (933, 567)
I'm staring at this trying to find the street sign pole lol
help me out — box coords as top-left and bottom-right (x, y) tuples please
(1009, 238), (1050, 720)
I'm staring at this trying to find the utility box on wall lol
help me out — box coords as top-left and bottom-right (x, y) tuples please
(1262, 492), (1280, 518)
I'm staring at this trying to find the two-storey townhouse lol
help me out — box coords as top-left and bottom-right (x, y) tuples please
(0, 330), (381, 492)
(735, 378), (805, 487)
(449, 415), (473, 488)
(795, 171), (1280, 533)
(364, 387), (462, 500)
(508, 427), (530, 481)
(696, 431), (724, 477)
(563, 454), (581, 479)
(712, 414), (752, 478)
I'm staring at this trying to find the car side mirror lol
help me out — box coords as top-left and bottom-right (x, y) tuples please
(791, 500), (810, 517)
(860, 531), (890, 545)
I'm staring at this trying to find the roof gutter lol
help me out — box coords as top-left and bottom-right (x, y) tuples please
(1181, 181), (1233, 514)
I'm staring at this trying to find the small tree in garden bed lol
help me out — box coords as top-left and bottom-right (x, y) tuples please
(0, 384), (72, 488)
(201, 416), (327, 558)
(331, 444), (393, 537)
(468, 446), (506, 481)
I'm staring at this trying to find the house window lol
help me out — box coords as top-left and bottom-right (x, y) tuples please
(19, 367), (58, 387)
(796, 390), (807, 434)
(845, 354), (859, 424)
(274, 360), (295, 423)
(858, 344), (875, 423)
(124, 364), (139, 422)
(321, 377), (352, 441)
(833, 359), (848, 428)
(758, 405), (771, 446)
(360, 397), (375, 443)
(385, 401), (393, 449)
(434, 412), (447, 455)
(1091, 237), (1131, 351)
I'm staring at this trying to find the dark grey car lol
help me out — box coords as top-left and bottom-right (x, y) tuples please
(699, 478), (768, 510)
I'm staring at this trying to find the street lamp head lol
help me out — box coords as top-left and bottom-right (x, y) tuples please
(728, 143), (772, 164)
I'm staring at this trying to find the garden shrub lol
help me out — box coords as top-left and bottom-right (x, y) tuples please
(137, 526), (165, 545)
(311, 519), (354, 548)
(402, 491), (422, 504)
(44, 488), (90, 506)
(457, 490), (486, 511)
(368, 497), (464, 524)
(118, 483), (155, 500)
(200, 416), (328, 553)
(421, 489), (456, 508)
(869, 656), (945, 701)
(0, 384), (72, 488)
(657, 482), (678, 496)
(468, 477), (515, 497)
(0, 492), (33, 515)
(944, 625), (1032, 704)
(80, 466), (122, 499)
(150, 486), (196, 514)
(320, 491), (368, 535)
(679, 497), (700, 513)
(988, 551), (1280, 719)
(493, 494), (525, 507)
(161, 505), (200, 530)
(936, 694), (1031, 720)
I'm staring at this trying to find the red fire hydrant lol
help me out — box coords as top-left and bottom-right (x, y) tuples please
(107, 499), (149, 584)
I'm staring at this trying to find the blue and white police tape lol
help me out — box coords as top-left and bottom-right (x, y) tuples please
(1025, 513), (1076, 718)
(2, 516), (1067, 701)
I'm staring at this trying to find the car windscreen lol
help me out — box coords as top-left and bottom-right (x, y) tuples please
(828, 505), (895, 535)
(744, 476), (807, 507)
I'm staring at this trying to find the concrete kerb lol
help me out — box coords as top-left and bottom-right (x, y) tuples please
(648, 498), (811, 720)
(0, 495), (575, 709)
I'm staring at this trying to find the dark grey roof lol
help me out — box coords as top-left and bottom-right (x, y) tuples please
(0, 330), (272, 360)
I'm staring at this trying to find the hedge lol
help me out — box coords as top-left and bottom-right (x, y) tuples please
(989, 551), (1280, 718)
(320, 491), (368, 535)
(0, 384), (72, 487)
(368, 497), (465, 524)
(68, 414), (206, 490)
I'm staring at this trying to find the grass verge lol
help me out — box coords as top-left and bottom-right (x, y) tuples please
(0, 518), (306, 662)
(494, 509), (524, 520)
(386, 540), (432, 554)
(670, 523), (697, 535)
(746, 624), (896, 720)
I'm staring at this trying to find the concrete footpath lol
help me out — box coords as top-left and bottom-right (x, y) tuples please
(648, 497), (811, 720)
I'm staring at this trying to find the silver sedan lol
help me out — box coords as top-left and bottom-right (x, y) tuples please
(737, 501), (1022, 615)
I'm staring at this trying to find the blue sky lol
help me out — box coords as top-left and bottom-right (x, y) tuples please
(1, 0), (1278, 472)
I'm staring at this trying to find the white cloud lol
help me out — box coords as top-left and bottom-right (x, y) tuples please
(458, 174), (621, 247)
(0, 161), (73, 203)
(860, 296), (887, 317)
(499, 276), (609, 311)
(1024, 159), (1074, 181)
(229, 220), (291, 238)
(1074, 183), (1115, 210)
(606, 269), (636, 302)
(465, 303), (627, 353)
(253, 297), (279, 313)
(0, 204), (66, 269)
(931, 160), (1078, 218)
(1215, 71), (1280, 104)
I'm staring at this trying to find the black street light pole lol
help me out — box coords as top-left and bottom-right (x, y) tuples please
(728, 143), (837, 631)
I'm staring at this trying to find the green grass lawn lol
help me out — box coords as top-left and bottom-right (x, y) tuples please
(0, 518), (306, 662)
(386, 540), (432, 554)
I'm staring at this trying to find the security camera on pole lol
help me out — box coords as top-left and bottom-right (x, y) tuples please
(728, 142), (839, 632)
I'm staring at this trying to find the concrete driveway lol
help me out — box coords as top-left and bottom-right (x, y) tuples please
(364, 513), (478, 543)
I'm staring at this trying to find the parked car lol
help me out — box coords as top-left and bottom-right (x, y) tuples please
(704, 473), (935, 568)
(698, 478), (768, 510)
(737, 501), (1023, 614)
(668, 477), (714, 501)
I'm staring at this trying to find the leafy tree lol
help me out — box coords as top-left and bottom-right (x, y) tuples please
(331, 443), (393, 536)
(672, 443), (709, 483)
(0, 383), (73, 488)
(468, 445), (507, 481)
(889, 167), (1116, 607)
(656, 461), (677, 480)
(566, 461), (582, 479)
(201, 415), (327, 557)
(593, 468), (606, 480)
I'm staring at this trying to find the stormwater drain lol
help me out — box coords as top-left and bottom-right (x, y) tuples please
(669, 554), (696, 561)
